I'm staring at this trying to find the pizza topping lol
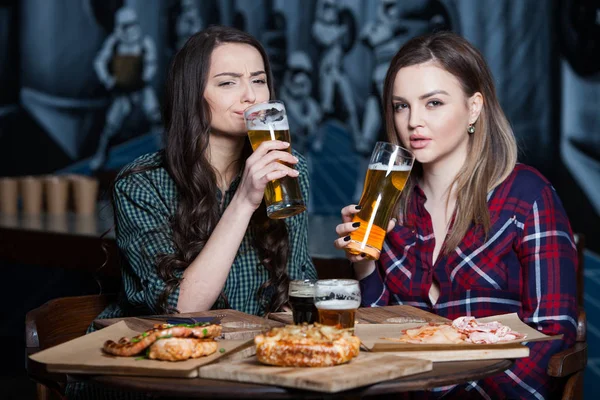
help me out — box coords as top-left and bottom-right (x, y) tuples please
(255, 323), (361, 367)
(452, 316), (526, 344)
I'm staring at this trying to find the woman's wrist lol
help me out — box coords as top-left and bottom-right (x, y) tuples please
(229, 192), (259, 219)
(352, 260), (376, 280)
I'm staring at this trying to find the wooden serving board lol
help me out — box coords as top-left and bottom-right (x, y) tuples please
(30, 321), (252, 378)
(198, 353), (432, 393)
(95, 309), (283, 340)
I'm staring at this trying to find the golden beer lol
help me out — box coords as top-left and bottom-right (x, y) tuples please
(247, 128), (306, 219)
(245, 101), (306, 219)
(346, 144), (413, 260)
(315, 300), (358, 329)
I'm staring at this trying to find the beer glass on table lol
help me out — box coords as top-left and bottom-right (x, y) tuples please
(346, 142), (414, 260)
(314, 279), (361, 330)
(288, 279), (317, 324)
(244, 100), (306, 219)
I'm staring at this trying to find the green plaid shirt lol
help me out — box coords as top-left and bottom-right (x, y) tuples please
(97, 150), (316, 319)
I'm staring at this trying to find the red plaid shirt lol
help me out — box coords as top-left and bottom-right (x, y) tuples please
(360, 164), (578, 399)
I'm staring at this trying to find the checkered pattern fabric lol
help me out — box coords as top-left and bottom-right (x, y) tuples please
(97, 150), (316, 320)
(360, 164), (578, 399)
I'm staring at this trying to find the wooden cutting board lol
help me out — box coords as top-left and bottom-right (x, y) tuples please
(94, 309), (282, 340)
(30, 321), (252, 378)
(199, 353), (432, 393)
(356, 321), (533, 362)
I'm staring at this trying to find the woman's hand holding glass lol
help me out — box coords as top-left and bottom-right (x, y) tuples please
(233, 140), (299, 211)
(334, 205), (397, 261)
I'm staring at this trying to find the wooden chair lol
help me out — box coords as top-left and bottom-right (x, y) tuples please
(25, 294), (116, 400)
(547, 234), (587, 400)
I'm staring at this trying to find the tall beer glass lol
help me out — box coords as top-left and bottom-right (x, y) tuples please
(244, 100), (306, 219)
(314, 279), (361, 330)
(289, 279), (317, 324)
(346, 142), (414, 260)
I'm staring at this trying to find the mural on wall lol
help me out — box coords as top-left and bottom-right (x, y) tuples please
(0, 0), (598, 249)
(90, 6), (162, 171)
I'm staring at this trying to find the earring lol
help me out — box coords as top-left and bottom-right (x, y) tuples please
(467, 124), (475, 134)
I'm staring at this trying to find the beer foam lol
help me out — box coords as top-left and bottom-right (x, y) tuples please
(290, 288), (315, 298)
(244, 102), (289, 130)
(368, 162), (412, 172)
(315, 299), (360, 310)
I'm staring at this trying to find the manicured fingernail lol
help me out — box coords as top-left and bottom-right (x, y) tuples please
(352, 222), (360, 228)
(360, 253), (366, 257)
(344, 236), (351, 241)
(355, 205), (362, 210)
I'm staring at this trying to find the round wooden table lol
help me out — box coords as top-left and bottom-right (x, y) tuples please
(84, 359), (513, 398)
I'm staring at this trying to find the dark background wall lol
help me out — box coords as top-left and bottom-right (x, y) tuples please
(1, 0), (599, 253)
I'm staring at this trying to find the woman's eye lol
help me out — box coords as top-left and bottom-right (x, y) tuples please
(253, 79), (267, 85)
(393, 103), (408, 111)
(218, 81), (235, 87)
(427, 100), (443, 107)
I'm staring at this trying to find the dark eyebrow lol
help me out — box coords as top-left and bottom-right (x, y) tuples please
(213, 71), (266, 78)
(418, 90), (449, 100)
(392, 90), (450, 102)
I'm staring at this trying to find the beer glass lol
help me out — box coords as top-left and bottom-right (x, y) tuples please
(244, 100), (306, 219)
(288, 279), (318, 324)
(346, 142), (414, 260)
(314, 279), (361, 330)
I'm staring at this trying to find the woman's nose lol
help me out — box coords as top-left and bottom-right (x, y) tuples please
(241, 82), (256, 104)
(408, 108), (424, 128)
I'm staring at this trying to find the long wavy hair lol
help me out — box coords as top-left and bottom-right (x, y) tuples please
(115, 26), (290, 314)
(382, 31), (518, 253)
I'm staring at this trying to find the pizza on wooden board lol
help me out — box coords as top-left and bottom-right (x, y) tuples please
(254, 323), (361, 367)
(102, 322), (222, 361)
(384, 316), (526, 345)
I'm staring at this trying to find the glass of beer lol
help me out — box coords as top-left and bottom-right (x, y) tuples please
(346, 142), (414, 260)
(244, 100), (306, 219)
(314, 279), (361, 330)
(288, 279), (318, 324)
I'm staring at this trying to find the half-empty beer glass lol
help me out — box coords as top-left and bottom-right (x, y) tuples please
(288, 279), (317, 324)
(314, 279), (361, 330)
(346, 142), (414, 260)
(244, 100), (306, 219)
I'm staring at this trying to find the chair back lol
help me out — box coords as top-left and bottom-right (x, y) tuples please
(25, 294), (115, 400)
(547, 233), (587, 400)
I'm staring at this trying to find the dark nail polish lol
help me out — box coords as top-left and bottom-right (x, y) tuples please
(355, 205), (362, 210)
(360, 253), (366, 257)
(352, 222), (360, 228)
(344, 236), (351, 241)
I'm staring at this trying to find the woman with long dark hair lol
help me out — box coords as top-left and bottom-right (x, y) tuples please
(336, 31), (577, 398)
(99, 25), (316, 319)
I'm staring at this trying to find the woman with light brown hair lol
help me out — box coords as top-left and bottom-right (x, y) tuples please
(336, 31), (577, 398)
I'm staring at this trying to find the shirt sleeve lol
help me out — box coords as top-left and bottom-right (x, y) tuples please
(358, 234), (397, 307)
(286, 151), (317, 281)
(113, 173), (180, 314)
(488, 184), (579, 398)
